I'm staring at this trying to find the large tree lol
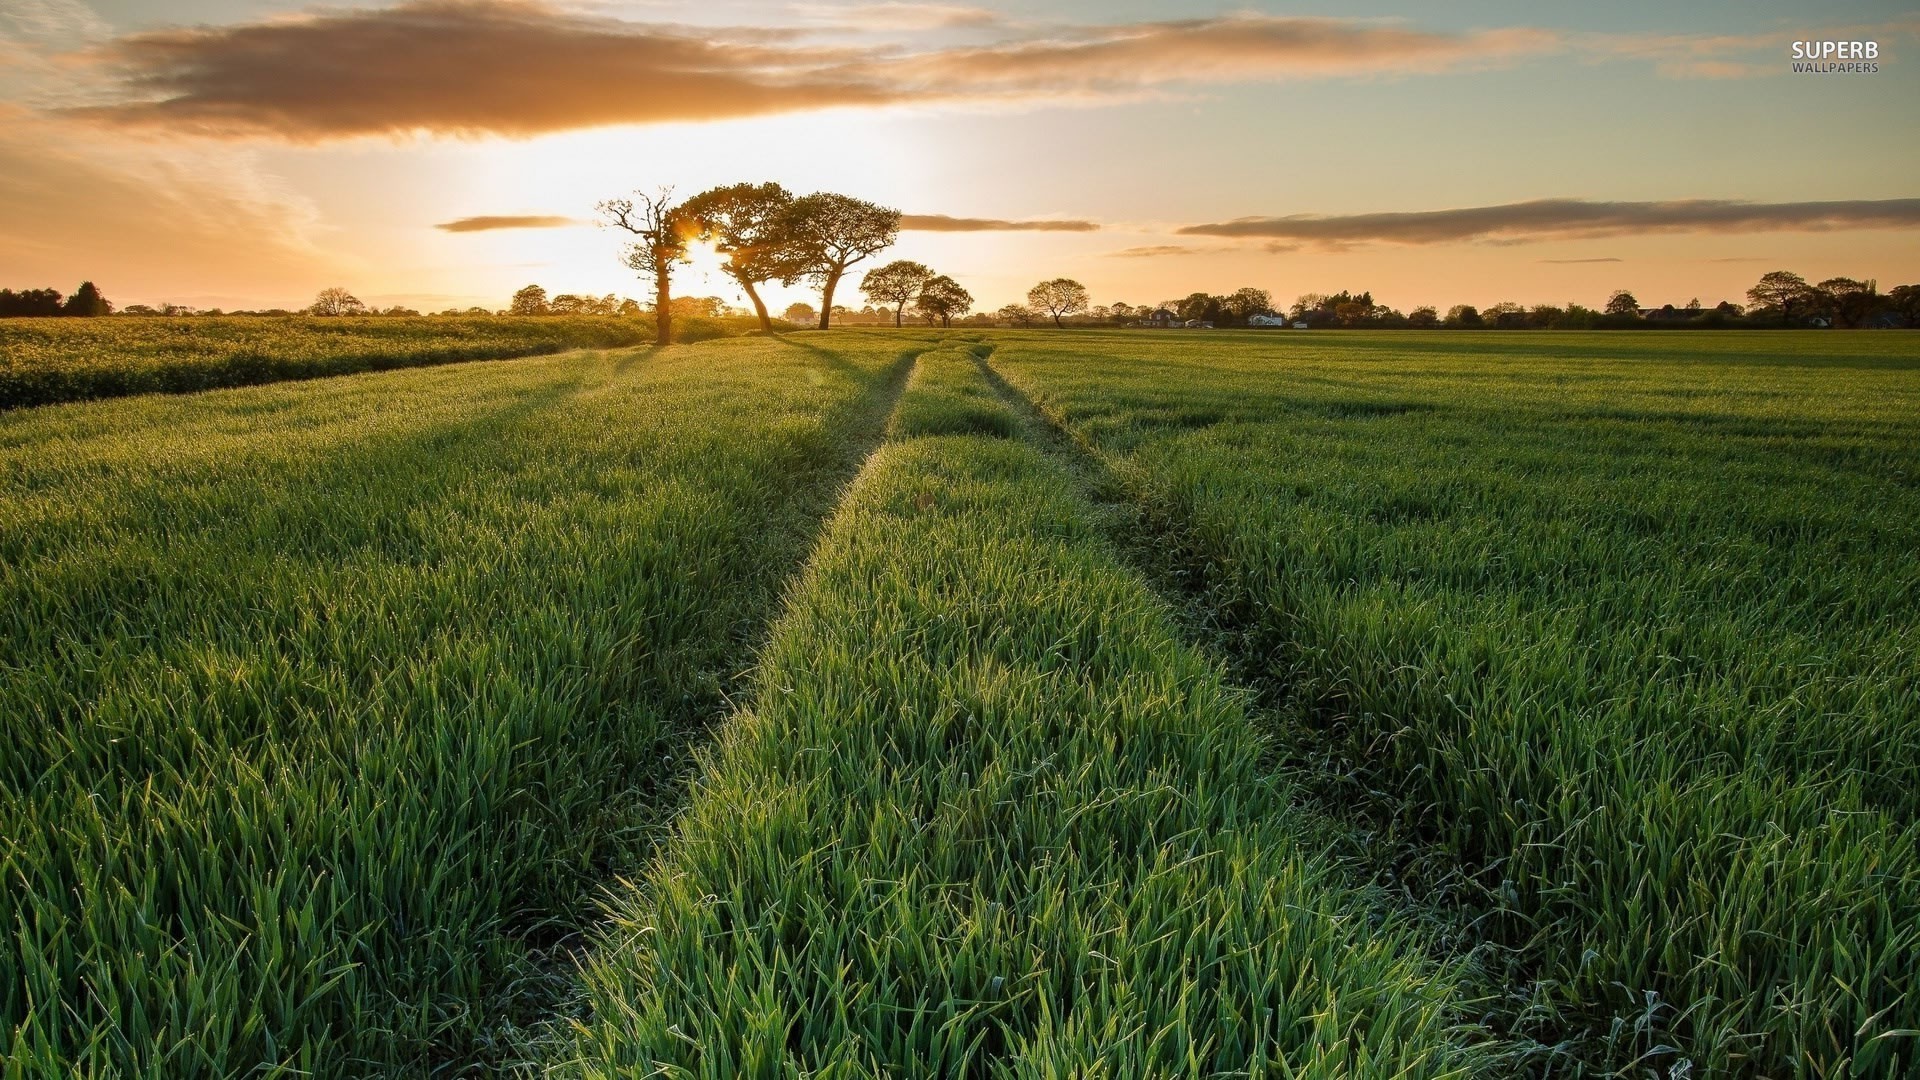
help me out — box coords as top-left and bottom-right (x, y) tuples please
(1747, 270), (1813, 326)
(778, 193), (900, 329)
(509, 284), (549, 315)
(1222, 287), (1272, 320)
(1817, 277), (1878, 328)
(859, 260), (936, 327)
(1027, 278), (1089, 328)
(680, 182), (794, 332)
(916, 275), (972, 328)
(62, 281), (112, 317)
(1604, 290), (1639, 316)
(1887, 283), (1920, 328)
(310, 287), (365, 316)
(600, 189), (693, 345)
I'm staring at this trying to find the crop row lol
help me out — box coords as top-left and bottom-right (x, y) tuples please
(0, 334), (916, 1075)
(0, 316), (750, 409)
(988, 330), (1920, 1075)
(557, 347), (1478, 1076)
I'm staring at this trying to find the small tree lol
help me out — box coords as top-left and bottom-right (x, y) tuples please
(860, 260), (936, 327)
(996, 304), (1034, 327)
(916, 275), (972, 328)
(783, 302), (816, 325)
(310, 287), (365, 316)
(1027, 278), (1089, 328)
(62, 281), (112, 317)
(1444, 304), (1481, 328)
(600, 189), (693, 345)
(1408, 306), (1438, 328)
(1747, 270), (1813, 326)
(778, 193), (900, 329)
(1604, 290), (1639, 317)
(510, 284), (550, 315)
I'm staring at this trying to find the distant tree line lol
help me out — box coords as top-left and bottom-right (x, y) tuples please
(16, 263), (1914, 332)
(976, 271), (1919, 330)
(0, 282), (112, 317)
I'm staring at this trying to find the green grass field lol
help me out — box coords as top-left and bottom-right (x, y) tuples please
(1, 332), (922, 1074)
(0, 316), (733, 409)
(3, 327), (1916, 1077)
(990, 329), (1920, 1075)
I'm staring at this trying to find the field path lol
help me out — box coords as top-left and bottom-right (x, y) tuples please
(551, 337), (1475, 1076)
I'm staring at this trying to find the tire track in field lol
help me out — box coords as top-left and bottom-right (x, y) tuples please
(968, 343), (1492, 1019)
(510, 339), (929, 1068)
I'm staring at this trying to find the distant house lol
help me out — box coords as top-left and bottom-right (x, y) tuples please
(1291, 321), (1310, 330)
(1247, 314), (1288, 327)
(1183, 319), (1214, 329)
(1145, 308), (1178, 327)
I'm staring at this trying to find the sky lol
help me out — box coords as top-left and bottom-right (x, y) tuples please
(2, 0), (1916, 314)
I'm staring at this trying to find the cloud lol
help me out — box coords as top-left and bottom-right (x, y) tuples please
(1538, 257), (1622, 264)
(436, 214), (580, 232)
(70, 2), (891, 139)
(885, 17), (1559, 94)
(1178, 198), (1920, 248)
(1106, 244), (1211, 257)
(0, 0), (109, 47)
(67, 3), (1565, 140)
(790, 3), (999, 30)
(901, 213), (1098, 232)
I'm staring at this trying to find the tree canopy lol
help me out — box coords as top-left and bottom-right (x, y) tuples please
(860, 260), (936, 327)
(777, 193), (900, 329)
(309, 287), (365, 316)
(680, 182), (795, 332)
(916, 275), (973, 328)
(1027, 279), (1089, 327)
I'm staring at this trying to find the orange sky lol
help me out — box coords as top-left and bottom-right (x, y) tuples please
(3, 0), (1916, 314)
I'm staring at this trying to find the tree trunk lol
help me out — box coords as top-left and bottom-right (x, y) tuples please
(1052, 311), (1063, 328)
(894, 304), (903, 328)
(654, 255), (672, 346)
(817, 267), (842, 330)
(741, 279), (772, 332)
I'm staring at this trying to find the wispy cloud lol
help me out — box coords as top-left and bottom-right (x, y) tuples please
(435, 214), (580, 232)
(1538, 256), (1622, 263)
(1106, 244), (1212, 257)
(1179, 198), (1920, 247)
(67, 3), (1564, 140)
(902, 213), (1098, 232)
(790, 3), (999, 31)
